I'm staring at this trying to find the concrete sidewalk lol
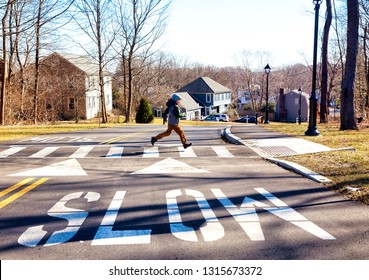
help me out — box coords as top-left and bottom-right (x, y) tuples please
(222, 124), (355, 183)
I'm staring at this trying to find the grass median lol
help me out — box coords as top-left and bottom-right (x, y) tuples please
(262, 122), (369, 205)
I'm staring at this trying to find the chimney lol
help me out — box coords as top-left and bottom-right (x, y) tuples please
(279, 88), (287, 121)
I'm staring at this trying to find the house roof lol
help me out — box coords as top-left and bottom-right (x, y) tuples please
(177, 77), (231, 94)
(286, 89), (310, 98)
(176, 92), (202, 111)
(50, 52), (110, 76)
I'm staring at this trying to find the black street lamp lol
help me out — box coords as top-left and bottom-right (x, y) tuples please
(305, 0), (322, 136)
(264, 64), (271, 124)
(298, 88), (302, 125)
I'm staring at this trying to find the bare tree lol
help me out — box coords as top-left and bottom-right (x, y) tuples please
(0, 0), (16, 125)
(332, 0), (346, 81)
(31, 0), (75, 124)
(340, 0), (359, 130)
(73, 0), (116, 123)
(320, 0), (333, 123)
(116, 0), (172, 123)
(360, 0), (369, 116)
(235, 50), (258, 111)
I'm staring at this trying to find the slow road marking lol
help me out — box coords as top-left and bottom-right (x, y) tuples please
(18, 187), (335, 247)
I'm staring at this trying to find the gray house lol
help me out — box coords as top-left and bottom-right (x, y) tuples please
(275, 89), (309, 122)
(176, 77), (232, 116)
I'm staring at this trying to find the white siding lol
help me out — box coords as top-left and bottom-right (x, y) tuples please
(85, 76), (113, 120)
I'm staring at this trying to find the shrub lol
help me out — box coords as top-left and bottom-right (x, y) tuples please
(135, 97), (154, 123)
(259, 102), (275, 113)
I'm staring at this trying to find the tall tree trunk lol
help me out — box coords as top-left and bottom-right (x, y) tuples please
(1, 1), (14, 125)
(320, 0), (332, 123)
(364, 23), (369, 117)
(123, 54), (127, 118)
(96, 0), (108, 123)
(126, 51), (134, 123)
(1, 19), (7, 126)
(333, 0), (345, 81)
(7, 2), (15, 123)
(340, 0), (359, 130)
(14, 0), (26, 119)
(33, 0), (43, 125)
(15, 32), (26, 118)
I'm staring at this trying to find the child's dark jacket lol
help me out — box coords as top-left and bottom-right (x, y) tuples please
(164, 98), (185, 125)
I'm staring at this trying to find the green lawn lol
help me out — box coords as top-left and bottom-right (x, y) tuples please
(262, 122), (369, 205)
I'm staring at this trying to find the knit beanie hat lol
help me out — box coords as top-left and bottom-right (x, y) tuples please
(172, 93), (182, 102)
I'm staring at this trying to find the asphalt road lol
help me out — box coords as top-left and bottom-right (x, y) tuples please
(0, 124), (368, 260)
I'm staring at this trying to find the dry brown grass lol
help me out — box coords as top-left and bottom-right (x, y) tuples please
(264, 122), (369, 205)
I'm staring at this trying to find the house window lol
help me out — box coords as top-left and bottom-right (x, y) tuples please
(205, 107), (211, 116)
(206, 93), (211, 103)
(69, 98), (75, 110)
(68, 77), (74, 89)
(88, 97), (92, 109)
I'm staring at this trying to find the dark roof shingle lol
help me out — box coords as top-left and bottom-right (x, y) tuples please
(177, 77), (231, 94)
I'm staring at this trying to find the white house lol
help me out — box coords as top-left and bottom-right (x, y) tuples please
(57, 53), (113, 119)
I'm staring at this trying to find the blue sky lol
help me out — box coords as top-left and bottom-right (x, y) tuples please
(159, 0), (320, 68)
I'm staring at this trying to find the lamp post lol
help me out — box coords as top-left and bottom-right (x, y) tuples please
(305, 0), (322, 136)
(264, 63), (271, 124)
(298, 88), (302, 125)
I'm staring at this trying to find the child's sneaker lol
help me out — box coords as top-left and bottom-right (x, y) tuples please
(151, 137), (157, 146)
(183, 143), (192, 149)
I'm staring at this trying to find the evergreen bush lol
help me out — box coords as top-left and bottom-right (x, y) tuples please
(135, 97), (154, 123)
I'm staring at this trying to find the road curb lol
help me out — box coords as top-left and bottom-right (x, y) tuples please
(265, 158), (332, 183)
(221, 126), (243, 145)
(222, 126), (332, 183)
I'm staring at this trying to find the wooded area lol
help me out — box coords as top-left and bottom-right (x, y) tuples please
(0, 0), (368, 130)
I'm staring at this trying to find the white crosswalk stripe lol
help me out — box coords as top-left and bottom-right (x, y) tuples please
(0, 145), (239, 158)
(178, 146), (197, 158)
(143, 147), (159, 158)
(212, 146), (235, 158)
(105, 147), (124, 158)
(0, 147), (27, 157)
(29, 147), (59, 158)
(69, 146), (94, 158)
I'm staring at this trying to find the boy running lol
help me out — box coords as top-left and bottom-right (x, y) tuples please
(151, 93), (192, 149)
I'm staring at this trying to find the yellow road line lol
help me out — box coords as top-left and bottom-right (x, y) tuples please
(0, 178), (49, 209)
(0, 178), (34, 198)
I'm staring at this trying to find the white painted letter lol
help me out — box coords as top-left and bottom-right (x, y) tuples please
(255, 188), (335, 240)
(92, 191), (152, 245)
(212, 188), (335, 241)
(18, 192), (100, 247)
(166, 189), (224, 242)
(211, 188), (266, 241)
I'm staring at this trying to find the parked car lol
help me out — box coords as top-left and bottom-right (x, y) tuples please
(234, 115), (256, 123)
(203, 115), (220, 122)
(208, 114), (229, 122)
